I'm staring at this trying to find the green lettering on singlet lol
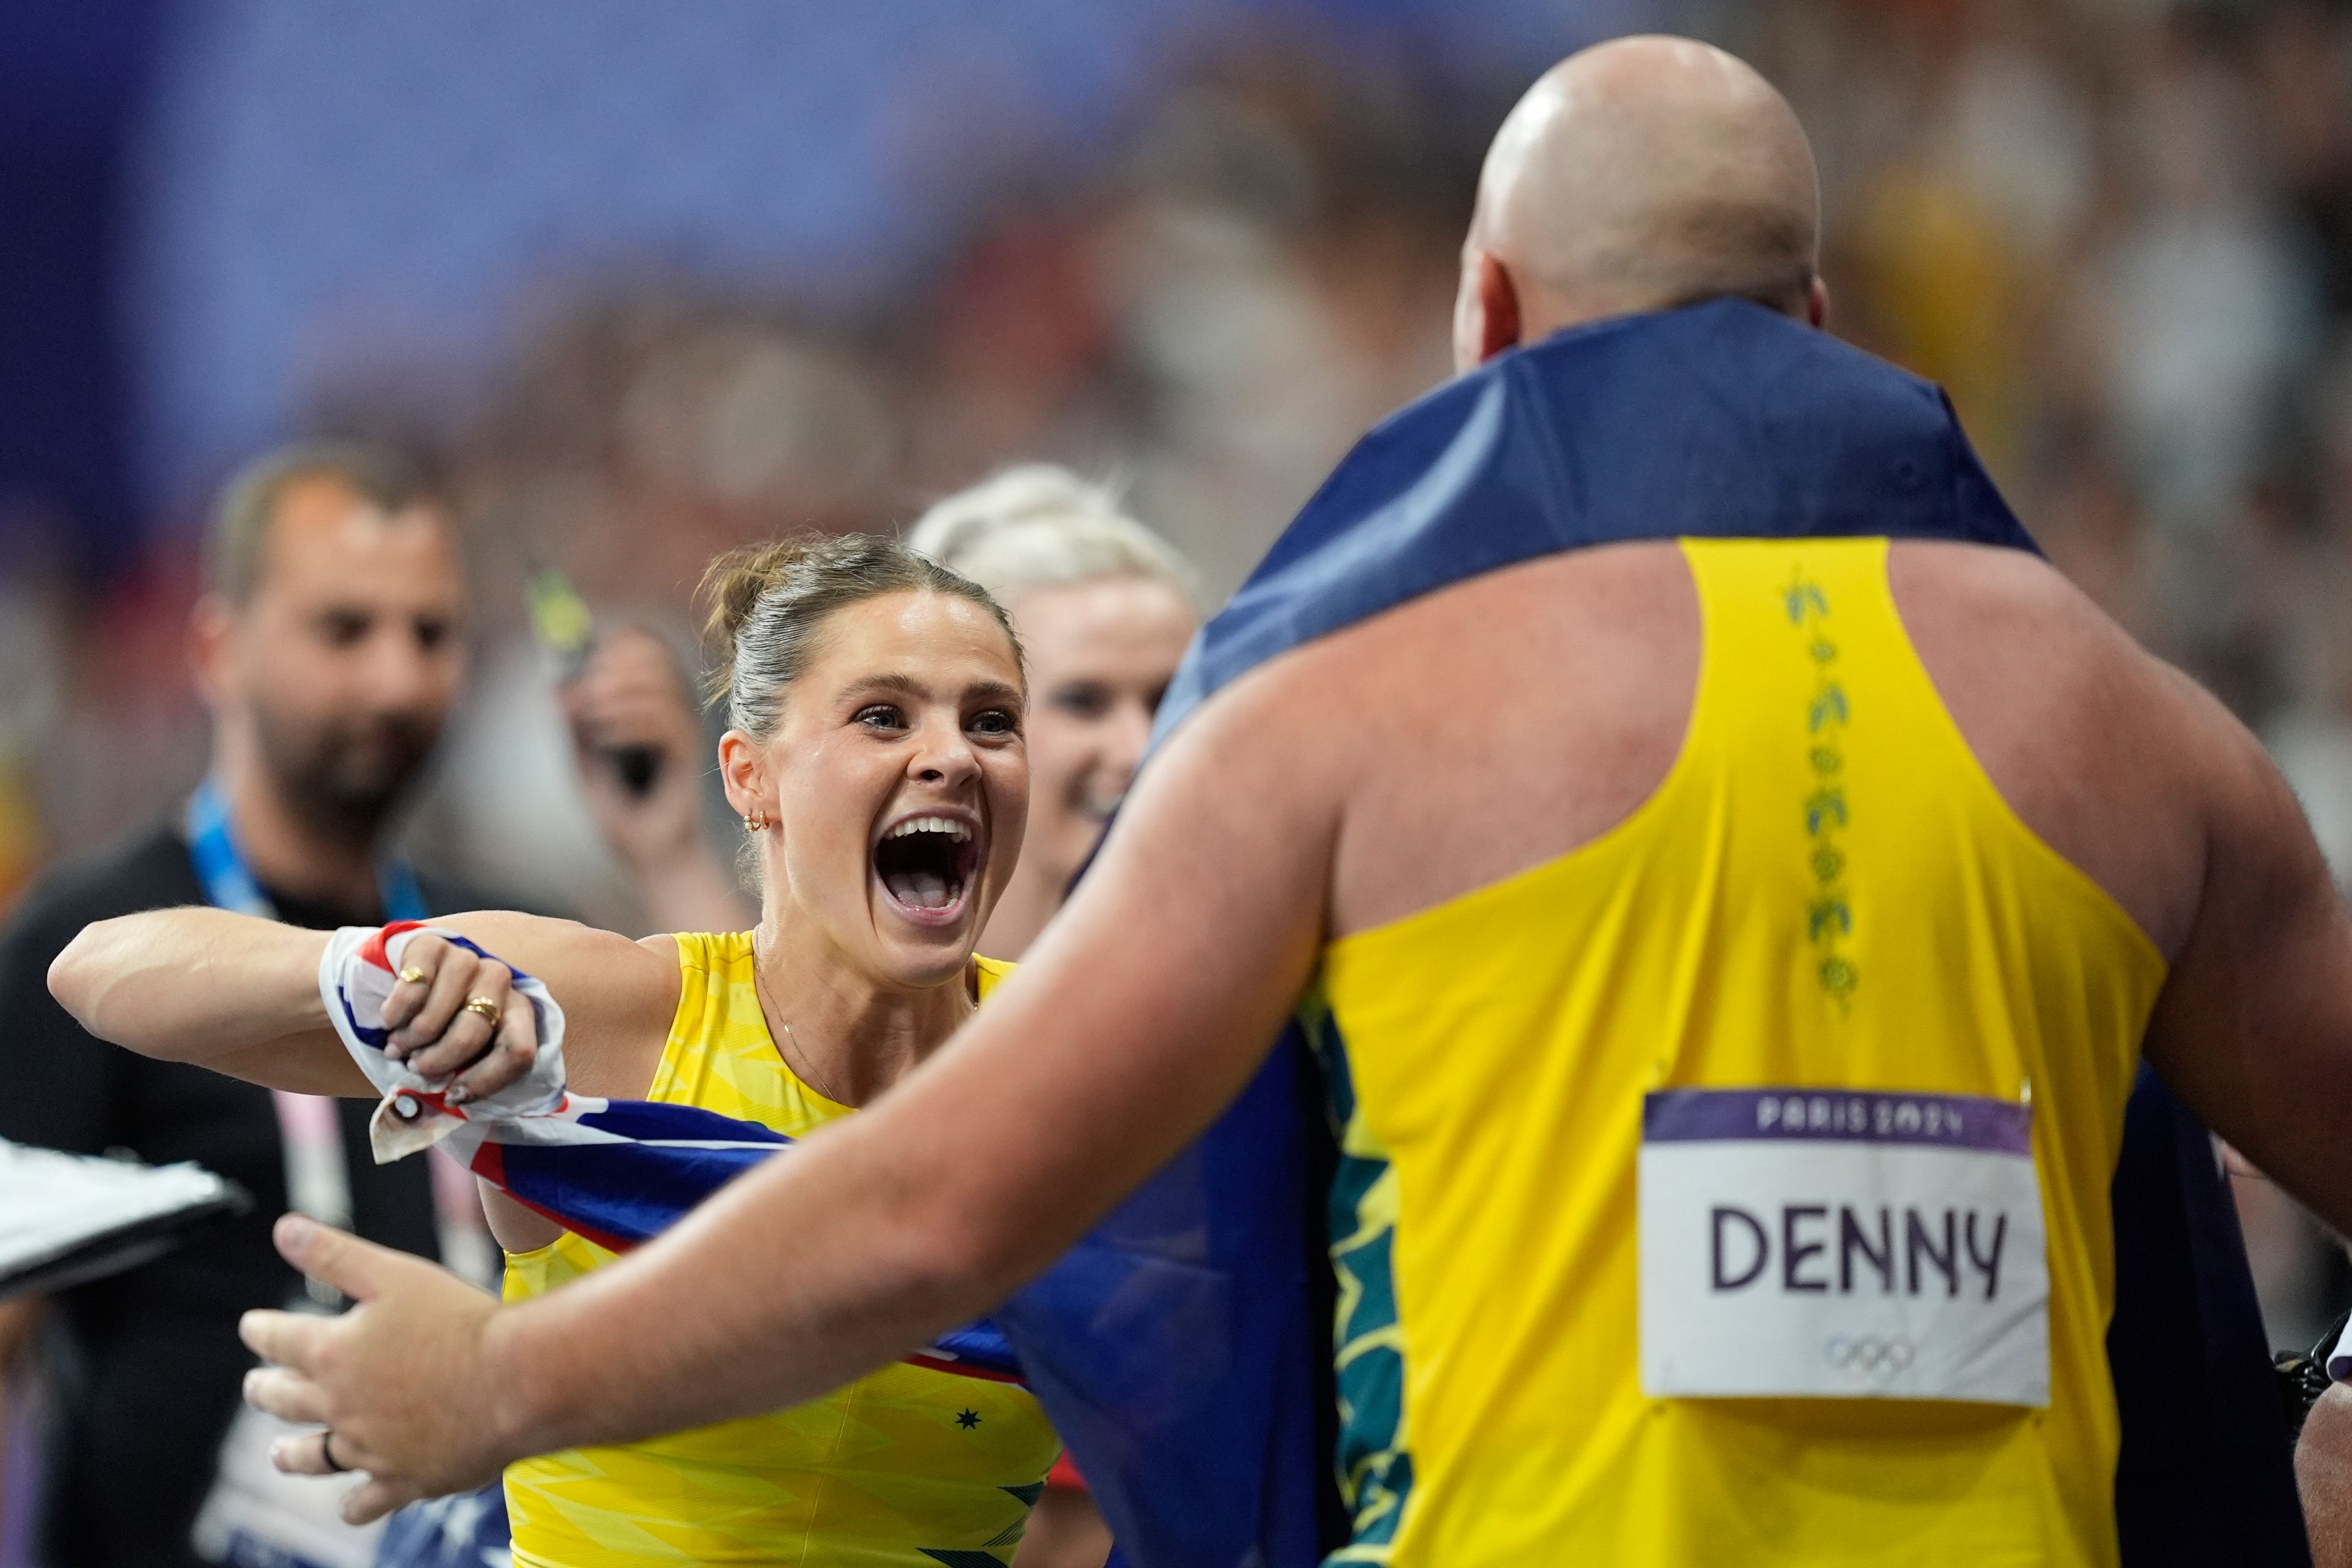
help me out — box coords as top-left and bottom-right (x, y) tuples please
(1787, 567), (1858, 1006)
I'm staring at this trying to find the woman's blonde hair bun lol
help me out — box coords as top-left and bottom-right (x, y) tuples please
(698, 532), (1018, 741)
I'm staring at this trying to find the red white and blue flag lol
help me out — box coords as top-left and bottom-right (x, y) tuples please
(316, 921), (1023, 1386)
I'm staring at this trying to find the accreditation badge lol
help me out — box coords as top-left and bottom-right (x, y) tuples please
(1638, 1087), (2049, 1406)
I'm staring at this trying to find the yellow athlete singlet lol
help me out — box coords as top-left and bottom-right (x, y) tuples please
(1306, 539), (2165, 1566)
(502, 933), (1060, 1566)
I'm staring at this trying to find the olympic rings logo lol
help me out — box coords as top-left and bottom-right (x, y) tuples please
(1822, 1335), (1916, 1381)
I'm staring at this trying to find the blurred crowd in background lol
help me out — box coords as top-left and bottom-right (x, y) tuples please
(5, 0), (2352, 1343)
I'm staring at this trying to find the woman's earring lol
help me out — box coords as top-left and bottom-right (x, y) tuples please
(745, 807), (770, 832)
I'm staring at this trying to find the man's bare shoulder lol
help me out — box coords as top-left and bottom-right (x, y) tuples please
(1183, 540), (2264, 952)
(1888, 539), (2147, 674)
(1890, 540), (2245, 960)
(1219, 542), (1694, 745)
(1180, 545), (1702, 935)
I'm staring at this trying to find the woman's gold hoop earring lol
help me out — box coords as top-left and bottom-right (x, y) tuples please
(745, 808), (770, 832)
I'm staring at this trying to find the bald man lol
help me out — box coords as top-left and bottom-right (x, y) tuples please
(1453, 30), (1827, 349)
(83, 36), (2352, 1567)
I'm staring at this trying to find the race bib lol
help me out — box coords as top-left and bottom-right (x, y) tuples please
(1638, 1087), (2048, 1406)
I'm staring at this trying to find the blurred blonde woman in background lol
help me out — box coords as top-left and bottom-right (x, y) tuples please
(908, 466), (1199, 1568)
(910, 466), (1200, 966)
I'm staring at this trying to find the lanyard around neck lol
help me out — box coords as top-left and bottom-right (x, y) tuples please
(181, 777), (429, 1241)
(182, 777), (428, 924)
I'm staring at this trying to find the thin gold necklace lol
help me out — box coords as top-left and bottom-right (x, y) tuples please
(750, 949), (853, 1106)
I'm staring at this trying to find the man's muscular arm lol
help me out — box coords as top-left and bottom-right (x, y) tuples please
(241, 668), (1340, 1519)
(2141, 670), (2352, 1233)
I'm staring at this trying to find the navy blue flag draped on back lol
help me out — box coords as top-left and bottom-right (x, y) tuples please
(992, 298), (2304, 1568)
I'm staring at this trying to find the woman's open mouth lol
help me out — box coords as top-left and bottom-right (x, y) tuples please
(872, 813), (980, 925)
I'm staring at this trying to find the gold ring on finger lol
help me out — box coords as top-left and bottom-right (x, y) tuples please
(396, 966), (428, 986)
(462, 995), (503, 1024)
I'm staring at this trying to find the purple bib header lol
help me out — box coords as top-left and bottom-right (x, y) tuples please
(1644, 1087), (2033, 1155)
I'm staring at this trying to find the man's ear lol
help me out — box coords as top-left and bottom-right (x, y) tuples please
(188, 594), (238, 712)
(1452, 250), (1524, 373)
(1805, 274), (1831, 330)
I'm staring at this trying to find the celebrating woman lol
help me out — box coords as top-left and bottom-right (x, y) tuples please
(51, 535), (1060, 1566)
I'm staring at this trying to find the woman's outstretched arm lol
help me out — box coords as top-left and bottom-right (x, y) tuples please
(50, 908), (358, 1093)
(48, 908), (679, 1100)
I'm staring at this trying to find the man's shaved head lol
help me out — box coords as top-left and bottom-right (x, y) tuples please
(1455, 36), (1824, 371)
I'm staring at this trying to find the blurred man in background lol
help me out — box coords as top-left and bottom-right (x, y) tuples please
(0, 442), (508, 1568)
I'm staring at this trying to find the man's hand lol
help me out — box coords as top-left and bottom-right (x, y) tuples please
(562, 626), (750, 933)
(240, 1215), (521, 1525)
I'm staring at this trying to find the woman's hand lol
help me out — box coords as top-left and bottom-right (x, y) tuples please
(377, 933), (542, 1104)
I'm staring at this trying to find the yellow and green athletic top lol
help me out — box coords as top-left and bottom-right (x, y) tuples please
(502, 932), (1060, 1567)
(1305, 539), (2165, 1567)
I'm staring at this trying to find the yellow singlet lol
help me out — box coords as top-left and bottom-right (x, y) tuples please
(502, 933), (1060, 1567)
(1307, 539), (2165, 1566)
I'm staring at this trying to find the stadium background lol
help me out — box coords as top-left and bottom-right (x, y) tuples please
(2, 0), (2350, 1444)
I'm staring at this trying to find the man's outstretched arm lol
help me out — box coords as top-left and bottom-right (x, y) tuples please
(241, 671), (1339, 1521)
